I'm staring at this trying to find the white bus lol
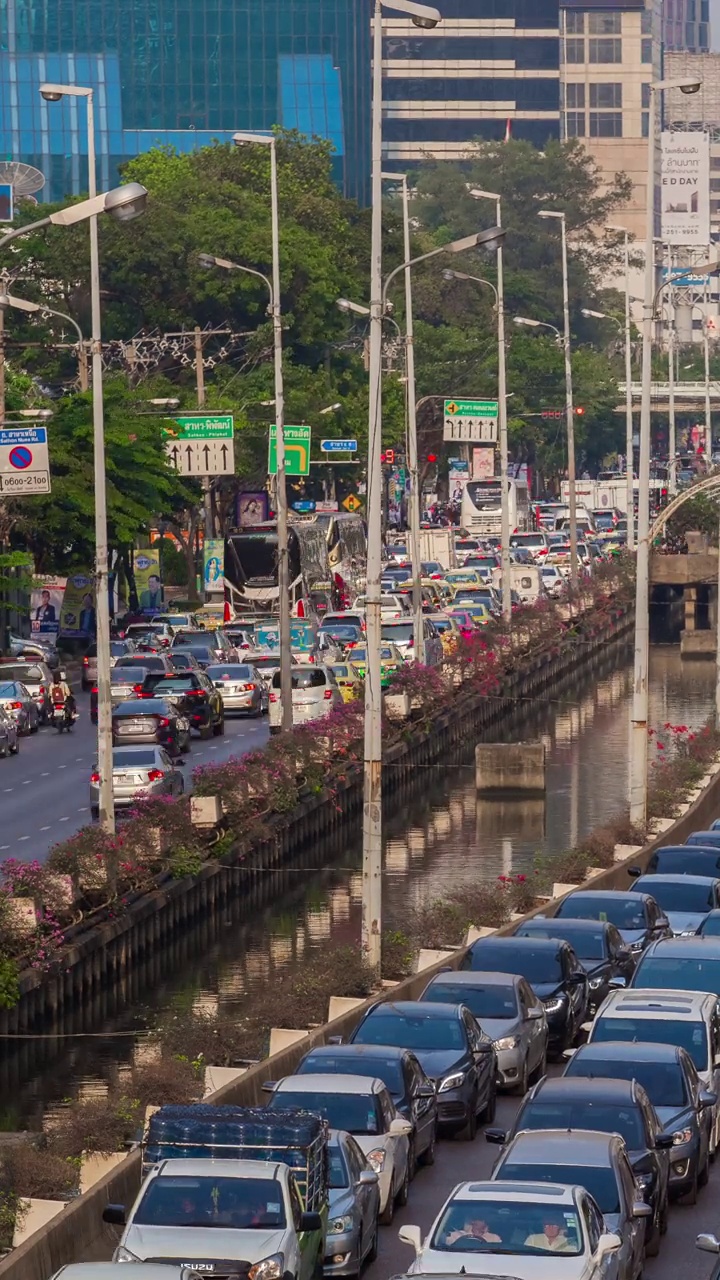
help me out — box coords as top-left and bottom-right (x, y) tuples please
(461, 478), (530, 536)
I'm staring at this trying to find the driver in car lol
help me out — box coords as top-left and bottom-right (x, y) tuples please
(446, 1216), (502, 1245)
(524, 1215), (575, 1252)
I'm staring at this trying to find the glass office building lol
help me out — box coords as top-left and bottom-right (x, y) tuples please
(0, 0), (370, 203)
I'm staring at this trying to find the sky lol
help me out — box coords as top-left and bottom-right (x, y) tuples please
(713, 0), (720, 48)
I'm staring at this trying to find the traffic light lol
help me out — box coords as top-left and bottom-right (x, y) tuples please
(574, 406), (585, 416)
(426, 453), (438, 464)
(381, 448), (395, 465)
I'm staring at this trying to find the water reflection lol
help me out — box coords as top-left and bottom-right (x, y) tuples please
(8, 646), (717, 1129)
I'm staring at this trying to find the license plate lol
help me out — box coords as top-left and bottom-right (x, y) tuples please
(176, 717), (189, 730)
(119, 721), (148, 733)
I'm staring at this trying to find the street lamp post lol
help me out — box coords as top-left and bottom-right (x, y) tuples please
(0, 290), (88, 389)
(381, 171), (423, 660)
(607, 225), (636, 548)
(232, 132), (292, 734)
(666, 248), (677, 495)
(630, 74), (702, 827)
(538, 210), (577, 592)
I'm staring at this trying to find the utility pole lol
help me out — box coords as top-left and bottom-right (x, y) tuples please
(194, 325), (214, 594)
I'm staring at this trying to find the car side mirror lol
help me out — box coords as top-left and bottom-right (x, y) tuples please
(632, 1201), (652, 1219)
(527, 1006), (543, 1020)
(609, 976), (627, 990)
(358, 1170), (379, 1187)
(484, 1127), (506, 1144)
(627, 866), (642, 878)
(327, 1035), (344, 1046)
(697, 1234), (720, 1254)
(657, 916), (670, 930)
(102, 1204), (126, 1226)
(261, 1081), (277, 1093)
(700, 1090), (719, 1108)
(399, 1225), (422, 1254)
(300, 1211), (323, 1233)
(562, 1047), (577, 1060)
(389, 1117), (413, 1136)
(656, 1133), (674, 1149)
(597, 1232), (622, 1258)
(418, 1084), (436, 1097)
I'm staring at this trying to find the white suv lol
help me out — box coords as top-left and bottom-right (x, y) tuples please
(380, 618), (443, 667)
(269, 664), (343, 732)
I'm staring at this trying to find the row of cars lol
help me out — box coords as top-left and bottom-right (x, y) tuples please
(0, 653), (72, 756)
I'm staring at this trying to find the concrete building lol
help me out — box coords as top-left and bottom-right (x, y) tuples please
(664, 0), (710, 52)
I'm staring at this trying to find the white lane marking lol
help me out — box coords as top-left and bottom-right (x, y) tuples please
(17, 835), (29, 841)
(22, 780), (31, 785)
(3, 787), (12, 793)
(57, 765), (67, 769)
(78, 807), (88, 812)
(0, 845), (8, 850)
(75, 757), (83, 762)
(41, 771), (50, 777)
(59, 816), (70, 822)
(40, 825), (50, 831)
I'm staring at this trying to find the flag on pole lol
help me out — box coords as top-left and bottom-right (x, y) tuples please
(504, 117), (512, 143)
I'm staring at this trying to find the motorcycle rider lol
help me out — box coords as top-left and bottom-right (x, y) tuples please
(50, 672), (76, 724)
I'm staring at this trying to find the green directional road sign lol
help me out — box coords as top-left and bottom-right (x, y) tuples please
(163, 414), (234, 440)
(163, 415), (235, 475)
(443, 398), (498, 444)
(268, 425), (312, 476)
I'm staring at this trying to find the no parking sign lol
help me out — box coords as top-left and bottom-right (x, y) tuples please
(0, 426), (51, 494)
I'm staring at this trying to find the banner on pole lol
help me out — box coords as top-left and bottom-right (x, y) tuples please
(661, 131), (710, 246)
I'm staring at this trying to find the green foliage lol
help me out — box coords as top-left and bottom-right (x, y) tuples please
(0, 957), (19, 1010)
(665, 493), (720, 544)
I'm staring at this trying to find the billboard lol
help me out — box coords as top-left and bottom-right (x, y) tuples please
(661, 131), (710, 246)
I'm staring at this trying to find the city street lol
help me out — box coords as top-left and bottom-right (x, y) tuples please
(0, 689), (269, 863)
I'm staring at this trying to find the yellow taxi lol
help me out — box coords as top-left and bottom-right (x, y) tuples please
(349, 642), (405, 687)
(431, 613), (462, 655)
(329, 661), (364, 702)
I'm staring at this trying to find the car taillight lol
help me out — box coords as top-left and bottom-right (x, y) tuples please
(91, 686), (98, 695)
(243, 683), (256, 691)
(308, 654), (315, 663)
(147, 768), (165, 782)
(90, 771), (101, 783)
(8, 701), (22, 710)
(133, 683), (144, 694)
(186, 687), (205, 696)
(38, 684), (45, 694)
(158, 717), (170, 728)
(82, 656), (89, 666)
(269, 692), (278, 702)
(323, 689), (333, 700)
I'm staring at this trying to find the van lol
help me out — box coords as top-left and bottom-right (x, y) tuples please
(269, 664), (343, 732)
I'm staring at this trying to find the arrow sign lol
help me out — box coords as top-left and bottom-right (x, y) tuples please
(185, 444), (193, 469)
(202, 443), (211, 470)
(321, 438), (357, 453)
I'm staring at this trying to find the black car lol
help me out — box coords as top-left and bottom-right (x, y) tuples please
(632, 845), (720, 878)
(168, 651), (202, 673)
(564, 1040), (715, 1203)
(348, 1000), (496, 1141)
(487, 1075), (671, 1254)
(552, 889), (672, 957)
(152, 672), (224, 738)
(460, 935), (588, 1055)
(172, 629), (238, 663)
(515, 918), (636, 1014)
(111, 698), (190, 755)
(294, 1043), (438, 1169)
(687, 831), (720, 850)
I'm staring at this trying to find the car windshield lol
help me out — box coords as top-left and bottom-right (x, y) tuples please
(207, 665), (253, 680)
(112, 749), (159, 768)
(268, 1091), (381, 1134)
(111, 668), (147, 684)
(271, 669), (327, 689)
(592, 1016), (708, 1069)
(423, 983), (519, 1019)
(328, 1145), (350, 1189)
(430, 1198), (582, 1255)
(321, 626), (361, 642)
(133, 1175), (287, 1229)
(353, 1011), (465, 1051)
(433, 619), (453, 633)
(520, 925), (607, 961)
(0, 684), (20, 697)
(0, 665), (41, 682)
(116, 656), (165, 670)
(516, 1100), (643, 1147)
(635, 881), (716, 912)
(382, 623), (413, 642)
(155, 677), (199, 691)
(633, 955), (720, 996)
(300, 1054), (404, 1097)
(566, 1056), (688, 1108)
(253, 657), (280, 671)
(701, 915), (720, 935)
(557, 897), (647, 929)
(496, 1163), (619, 1216)
(463, 945), (562, 984)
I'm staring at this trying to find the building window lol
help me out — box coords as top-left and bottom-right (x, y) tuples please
(588, 12), (621, 33)
(641, 82), (651, 108)
(565, 11), (584, 33)
(564, 37), (585, 63)
(589, 82), (622, 108)
(589, 111), (623, 136)
(566, 83), (585, 108)
(641, 9), (653, 33)
(641, 38), (652, 61)
(566, 111), (586, 137)
(589, 37), (622, 62)
(642, 111), (649, 137)
(710, 178), (720, 191)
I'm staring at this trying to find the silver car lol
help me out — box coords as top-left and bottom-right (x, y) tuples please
(246, 649), (298, 688)
(0, 706), (19, 756)
(207, 662), (268, 716)
(109, 665), (150, 704)
(51, 1267), (199, 1280)
(491, 1130), (650, 1280)
(90, 745), (185, 819)
(0, 660), (53, 721)
(0, 680), (39, 734)
(419, 970), (548, 1095)
(325, 1129), (380, 1276)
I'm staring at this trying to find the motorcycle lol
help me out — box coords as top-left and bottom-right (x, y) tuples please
(52, 701), (75, 733)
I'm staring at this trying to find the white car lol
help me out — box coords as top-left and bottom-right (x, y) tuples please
(269, 664), (343, 732)
(380, 618), (444, 667)
(265, 1073), (412, 1225)
(107, 1157), (323, 1279)
(52, 1268), (196, 1280)
(398, 1180), (621, 1278)
(352, 594), (410, 621)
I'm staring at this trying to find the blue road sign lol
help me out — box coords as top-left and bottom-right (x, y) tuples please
(320, 438), (357, 453)
(292, 500), (316, 512)
(0, 427), (47, 445)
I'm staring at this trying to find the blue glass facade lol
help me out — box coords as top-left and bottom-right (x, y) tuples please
(0, 0), (370, 202)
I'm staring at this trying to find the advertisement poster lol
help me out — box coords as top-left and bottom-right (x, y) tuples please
(472, 447), (496, 480)
(661, 132), (710, 246)
(203, 539), (225, 592)
(59, 572), (96, 639)
(237, 491), (269, 527)
(31, 576), (65, 641)
(135, 549), (164, 613)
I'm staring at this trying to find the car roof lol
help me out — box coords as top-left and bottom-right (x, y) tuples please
(528, 1076), (637, 1103)
(54, 1269), (193, 1280)
(571, 1040), (683, 1064)
(365, 1000), (464, 1019)
(156, 1158), (283, 1179)
(304, 1044), (409, 1061)
(450, 1180), (578, 1204)
(112, 744), (162, 756)
(503, 1129), (622, 1165)
(562, 890), (655, 904)
(597, 989), (716, 1017)
(635, 873), (720, 887)
(469, 936), (565, 953)
(642, 936), (720, 957)
(426, 971), (521, 988)
(519, 918), (612, 935)
(275, 1073), (385, 1095)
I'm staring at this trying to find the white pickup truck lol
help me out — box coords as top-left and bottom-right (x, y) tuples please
(105, 1157), (324, 1280)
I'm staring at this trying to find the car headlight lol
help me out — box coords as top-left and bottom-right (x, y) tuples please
(494, 1036), (519, 1051)
(635, 1172), (654, 1190)
(589, 976), (605, 990)
(366, 1148), (386, 1172)
(438, 1071), (466, 1092)
(672, 1127), (694, 1145)
(114, 1247), (141, 1263)
(329, 1214), (355, 1234)
(249, 1254), (285, 1280)
(543, 996), (566, 1013)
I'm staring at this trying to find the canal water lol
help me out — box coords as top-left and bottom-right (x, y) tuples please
(6, 640), (718, 1131)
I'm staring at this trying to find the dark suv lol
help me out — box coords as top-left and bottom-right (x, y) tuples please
(152, 672), (224, 737)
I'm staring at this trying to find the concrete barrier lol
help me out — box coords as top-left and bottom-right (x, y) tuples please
(475, 742), (546, 793)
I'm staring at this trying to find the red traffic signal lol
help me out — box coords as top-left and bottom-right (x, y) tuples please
(381, 448), (395, 465)
(426, 453), (438, 464)
(574, 406), (585, 415)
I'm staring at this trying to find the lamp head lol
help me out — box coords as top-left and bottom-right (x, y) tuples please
(104, 182), (148, 223)
(40, 89), (63, 102)
(680, 80), (702, 94)
(470, 188), (501, 202)
(411, 12), (439, 26)
(513, 316), (539, 327)
(474, 224), (506, 252)
(197, 253), (217, 269)
(582, 308), (606, 319)
(442, 269), (457, 281)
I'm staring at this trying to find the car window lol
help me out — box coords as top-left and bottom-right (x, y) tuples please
(617, 1151), (636, 1210)
(582, 1195), (603, 1251)
(288, 1176), (303, 1231)
(378, 1088), (395, 1132)
(271, 669), (327, 689)
(591, 1015), (708, 1070)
